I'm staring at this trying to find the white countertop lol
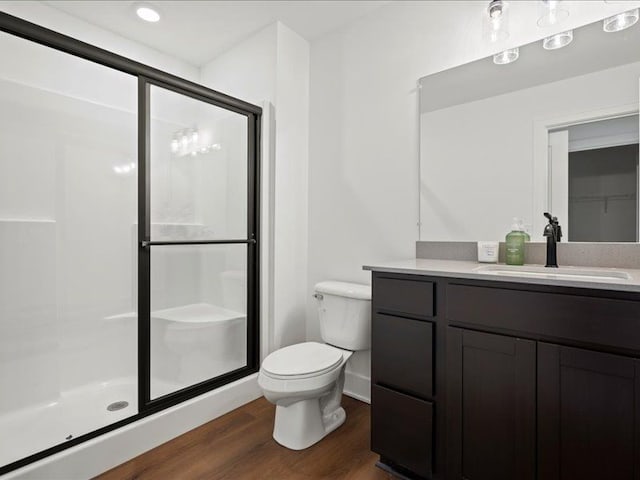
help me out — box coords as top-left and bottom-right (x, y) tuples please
(363, 258), (640, 293)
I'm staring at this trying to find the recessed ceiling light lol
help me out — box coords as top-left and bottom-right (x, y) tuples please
(543, 30), (573, 50)
(493, 47), (519, 65)
(135, 3), (160, 23)
(603, 8), (639, 33)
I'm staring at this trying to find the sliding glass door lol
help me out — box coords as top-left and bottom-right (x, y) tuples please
(141, 81), (257, 403)
(0, 12), (260, 476)
(0, 29), (139, 470)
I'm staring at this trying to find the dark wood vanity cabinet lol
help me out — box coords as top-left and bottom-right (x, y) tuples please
(370, 271), (640, 480)
(371, 274), (437, 479)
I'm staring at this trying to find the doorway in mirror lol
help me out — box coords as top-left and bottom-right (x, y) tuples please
(549, 114), (639, 242)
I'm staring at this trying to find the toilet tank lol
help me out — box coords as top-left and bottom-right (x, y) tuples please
(314, 281), (371, 351)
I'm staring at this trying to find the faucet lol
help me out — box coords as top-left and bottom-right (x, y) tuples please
(543, 212), (562, 268)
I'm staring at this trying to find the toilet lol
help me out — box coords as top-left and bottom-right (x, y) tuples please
(258, 281), (371, 450)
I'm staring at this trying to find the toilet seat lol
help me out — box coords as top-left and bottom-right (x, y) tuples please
(261, 342), (345, 380)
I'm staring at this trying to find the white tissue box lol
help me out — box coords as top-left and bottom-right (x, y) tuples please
(477, 241), (499, 263)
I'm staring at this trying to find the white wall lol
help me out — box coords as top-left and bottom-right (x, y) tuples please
(272, 24), (310, 348)
(307, 0), (640, 401)
(200, 22), (310, 354)
(199, 24), (277, 106)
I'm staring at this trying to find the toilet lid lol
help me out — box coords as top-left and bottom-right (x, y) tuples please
(262, 342), (344, 377)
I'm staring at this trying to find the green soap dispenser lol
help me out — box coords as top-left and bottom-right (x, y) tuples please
(505, 218), (526, 265)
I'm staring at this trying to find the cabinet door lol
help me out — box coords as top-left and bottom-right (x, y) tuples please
(446, 328), (536, 480)
(538, 343), (640, 480)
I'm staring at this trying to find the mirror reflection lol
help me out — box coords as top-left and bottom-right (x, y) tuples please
(419, 16), (640, 242)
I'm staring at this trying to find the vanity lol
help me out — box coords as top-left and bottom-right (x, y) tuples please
(366, 259), (640, 480)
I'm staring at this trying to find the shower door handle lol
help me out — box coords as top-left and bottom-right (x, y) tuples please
(140, 239), (257, 248)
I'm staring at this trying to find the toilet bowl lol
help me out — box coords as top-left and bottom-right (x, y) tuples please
(259, 342), (353, 450)
(258, 281), (371, 450)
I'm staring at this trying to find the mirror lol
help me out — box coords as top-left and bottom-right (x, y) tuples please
(419, 15), (640, 242)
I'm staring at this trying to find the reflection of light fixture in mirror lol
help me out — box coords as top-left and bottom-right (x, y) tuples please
(170, 128), (221, 157)
(603, 9), (639, 33)
(543, 30), (573, 50)
(484, 0), (510, 42)
(493, 47), (519, 65)
(537, 0), (569, 27)
(135, 3), (161, 22)
(113, 162), (136, 175)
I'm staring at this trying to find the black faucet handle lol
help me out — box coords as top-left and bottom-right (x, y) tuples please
(544, 212), (559, 224)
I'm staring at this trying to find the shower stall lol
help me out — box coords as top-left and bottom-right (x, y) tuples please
(0, 13), (260, 475)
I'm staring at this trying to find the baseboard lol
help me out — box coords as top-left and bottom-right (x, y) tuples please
(343, 371), (370, 404)
(5, 374), (262, 480)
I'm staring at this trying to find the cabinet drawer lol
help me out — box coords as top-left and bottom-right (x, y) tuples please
(371, 384), (433, 478)
(372, 313), (433, 398)
(447, 284), (640, 353)
(373, 275), (435, 317)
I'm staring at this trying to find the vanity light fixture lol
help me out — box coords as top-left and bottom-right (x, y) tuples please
(542, 30), (573, 50)
(488, 0), (504, 19)
(493, 47), (519, 65)
(537, 0), (569, 27)
(135, 3), (161, 23)
(603, 8), (639, 33)
(484, 0), (510, 42)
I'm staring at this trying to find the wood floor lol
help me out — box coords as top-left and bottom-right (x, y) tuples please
(95, 396), (393, 480)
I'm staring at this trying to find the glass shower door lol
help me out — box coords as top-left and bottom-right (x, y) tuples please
(0, 12), (260, 474)
(0, 32), (138, 468)
(142, 82), (254, 401)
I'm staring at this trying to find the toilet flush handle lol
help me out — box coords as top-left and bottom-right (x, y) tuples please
(313, 293), (323, 300)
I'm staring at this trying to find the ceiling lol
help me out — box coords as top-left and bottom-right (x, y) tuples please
(45, 0), (389, 66)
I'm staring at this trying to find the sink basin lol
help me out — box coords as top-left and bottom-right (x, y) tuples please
(474, 265), (631, 282)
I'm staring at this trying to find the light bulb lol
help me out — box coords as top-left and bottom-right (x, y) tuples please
(488, 0), (504, 19)
(493, 47), (519, 65)
(484, 0), (509, 42)
(537, 0), (569, 27)
(543, 30), (573, 50)
(603, 9), (639, 33)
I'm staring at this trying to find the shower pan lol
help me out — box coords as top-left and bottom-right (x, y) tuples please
(0, 12), (260, 475)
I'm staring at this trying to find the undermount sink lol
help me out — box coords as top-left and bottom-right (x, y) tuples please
(474, 265), (631, 282)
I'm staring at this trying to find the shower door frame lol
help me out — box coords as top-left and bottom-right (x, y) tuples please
(0, 11), (261, 476)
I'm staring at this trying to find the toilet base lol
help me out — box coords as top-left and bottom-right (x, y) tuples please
(273, 399), (346, 450)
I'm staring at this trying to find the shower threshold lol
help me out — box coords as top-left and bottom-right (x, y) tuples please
(0, 376), (180, 468)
